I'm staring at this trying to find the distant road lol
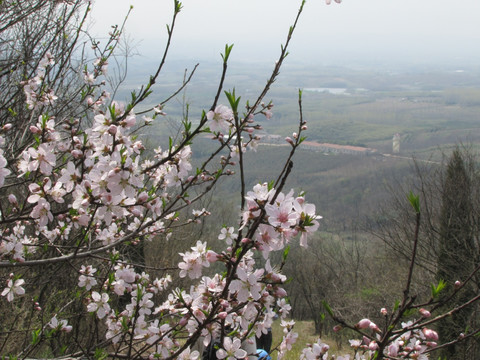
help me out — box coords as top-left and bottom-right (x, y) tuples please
(381, 153), (440, 164)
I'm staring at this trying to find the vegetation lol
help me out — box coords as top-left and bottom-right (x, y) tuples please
(436, 149), (477, 359)
(2, 0), (480, 359)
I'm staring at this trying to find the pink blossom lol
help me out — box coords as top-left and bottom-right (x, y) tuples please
(0, 153), (10, 187)
(48, 316), (73, 332)
(218, 226), (237, 245)
(206, 105), (233, 133)
(26, 143), (56, 175)
(58, 161), (80, 192)
(178, 347), (200, 360)
(87, 291), (110, 319)
(265, 200), (299, 230)
(349, 339), (362, 349)
(216, 337), (247, 360)
(280, 331), (298, 351)
(78, 265), (98, 290)
(1, 277), (25, 302)
(30, 198), (53, 227)
(230, 266), (263, 302)
(179, 241), (210, 279)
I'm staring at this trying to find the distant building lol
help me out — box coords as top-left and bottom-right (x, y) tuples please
(393, 133), (401, 153)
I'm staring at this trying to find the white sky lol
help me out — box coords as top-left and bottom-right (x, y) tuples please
(89, 0), (480, 67)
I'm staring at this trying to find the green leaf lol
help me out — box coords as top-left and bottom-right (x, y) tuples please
(282, 245), (290, 262)
(431, 279), (447, 298)
(94, 348), (108, 360)
(175, 0), (183, 13)
(221, 44), (234, 62)
(31, 329), (41, 345)
(407, 191), (420, 214)
(130, 90), (137, 102)
(322, 300), (334, 317)
(393, 299), (400, 312)
(267, 180), (275, 191)
(224, 89), (241, 113)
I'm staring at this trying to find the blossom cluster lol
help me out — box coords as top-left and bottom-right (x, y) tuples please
(0, 1), (352, 358)
(330, 315), (438, 359)
(0, 46), (322, 358)
(22, 52), (58, 110)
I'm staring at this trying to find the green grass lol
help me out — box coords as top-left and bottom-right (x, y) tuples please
(269, 320), (353, 359)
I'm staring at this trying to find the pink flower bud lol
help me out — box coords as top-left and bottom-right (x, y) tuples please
(130, 207), (142, 217)
(333, 325), (342, 333)
(241, 237), (250, 244)
(356, 319), (371, 329)
(426, 341), (437, 348)
(108, 125), (117, 134)
(124, 115), (136, 128)
(206, 250), (218, 263)
(285, 137), (294, 146)
(29, 183), (41, 193)
(30, 126), (41, 134)
(380, 308), (387, 316)
(422, 328), (439, 341)
(369, 322), (381, 333)
(218, 311), (228, 320)
(274, 287), (287, 298)
(8, 194), (17, 205)
(138, 191), (148, 203)
(3, 123), (12, 130)
(178, 316), (188, 326)
(388, 343), (398, 357)
(419, 308), (431, 318)
(454, 280), (462, 290)
(71, 149), (83, 159)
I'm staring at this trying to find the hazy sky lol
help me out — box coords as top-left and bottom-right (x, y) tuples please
(89, 0), (480, 67)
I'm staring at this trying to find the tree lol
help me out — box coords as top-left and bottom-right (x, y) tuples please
(3, 1), (478, 359)
(0, 0), (326, 358)
(436, 148), (478, 359)
(367, 148), (480, 359)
